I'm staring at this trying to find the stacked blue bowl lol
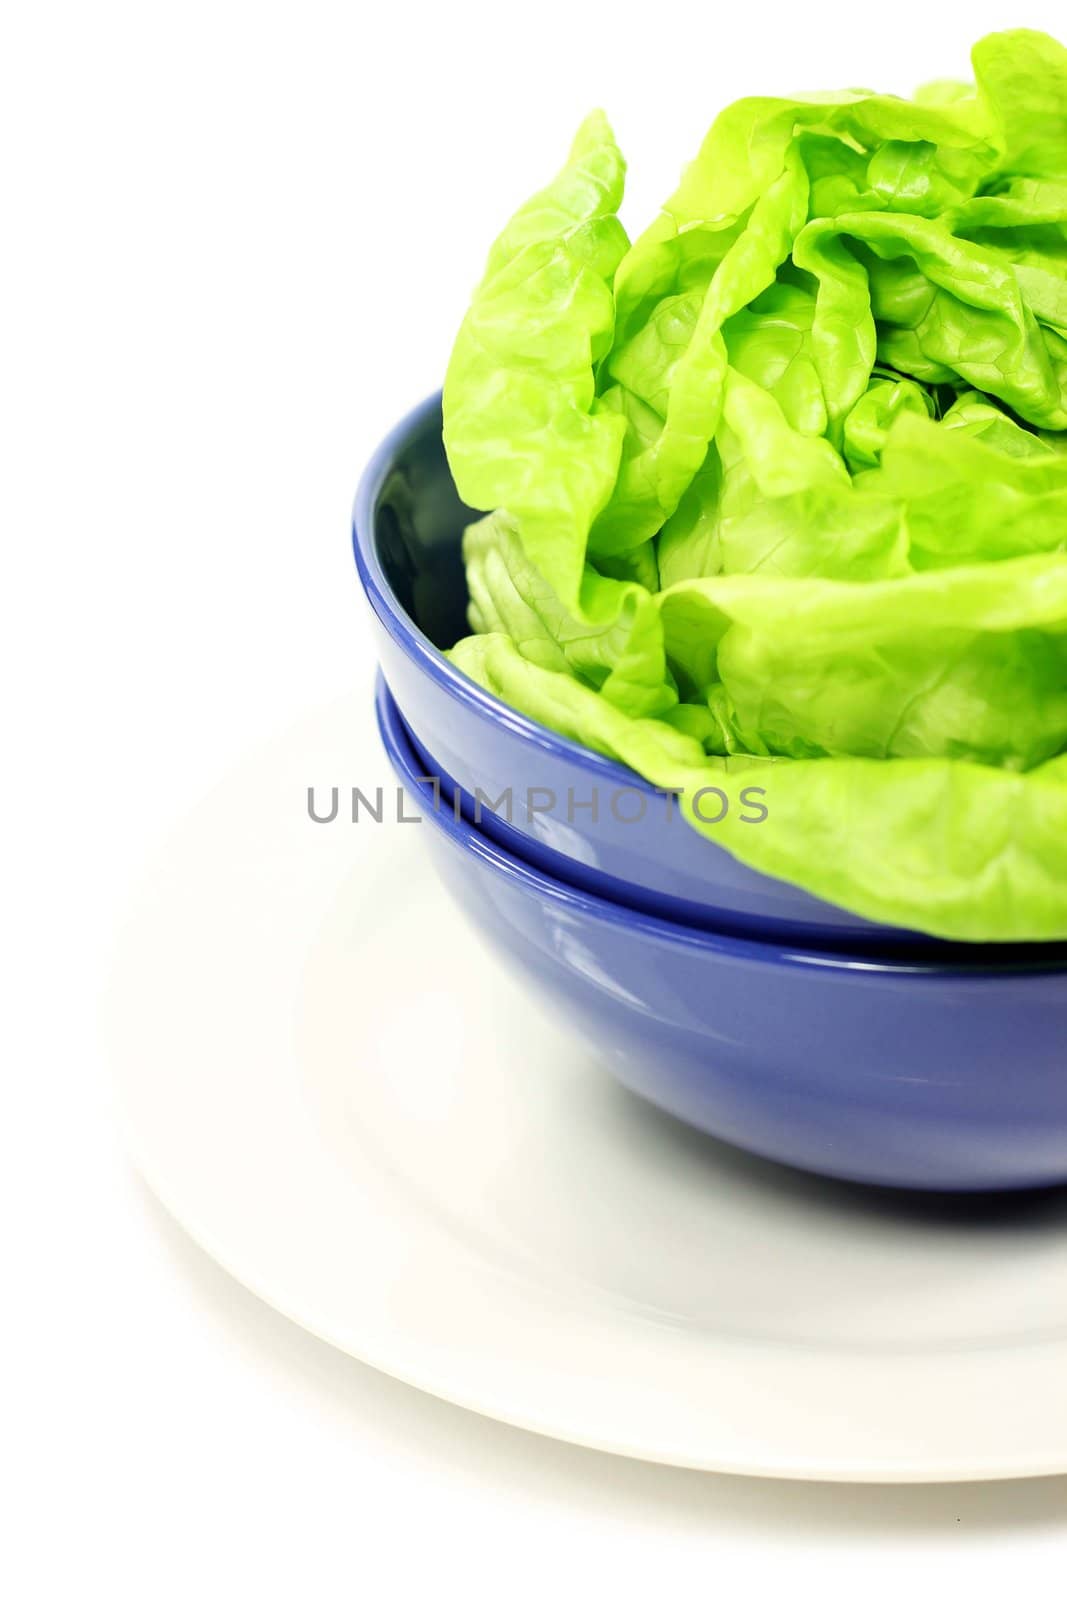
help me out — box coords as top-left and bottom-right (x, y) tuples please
(354, 396), (1067, 1192)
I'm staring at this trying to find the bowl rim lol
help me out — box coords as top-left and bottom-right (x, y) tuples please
(351, 391), (669, 796)
(375, 673), (1067, 982)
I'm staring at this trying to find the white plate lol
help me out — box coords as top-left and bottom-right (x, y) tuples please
(108, 696), (1067, 1482)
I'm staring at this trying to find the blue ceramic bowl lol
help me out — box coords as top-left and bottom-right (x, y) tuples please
(376, 674), (1067, 1192)
(353, 394), (919, 946)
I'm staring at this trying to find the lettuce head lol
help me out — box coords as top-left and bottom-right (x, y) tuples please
(442, 29), (1067, 942)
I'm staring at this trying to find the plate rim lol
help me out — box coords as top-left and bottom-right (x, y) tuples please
(107, 697), (1067, 1484)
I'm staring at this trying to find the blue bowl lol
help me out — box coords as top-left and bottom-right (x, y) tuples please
(376, 674), (1067, 1192)
(353, 394), (919, 946)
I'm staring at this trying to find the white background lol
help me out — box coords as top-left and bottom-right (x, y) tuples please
(6, 1), (1067, 1592)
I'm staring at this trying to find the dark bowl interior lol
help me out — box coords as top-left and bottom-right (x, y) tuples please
(372, 399), (473, 652)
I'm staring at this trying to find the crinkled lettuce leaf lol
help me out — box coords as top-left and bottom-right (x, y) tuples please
(858, 407), (1067, 566)
(442, 112), (629, 610)
(974, 27), (1067, 181)
(463, 511), (676, 721)
(657, 556), (1067, 768)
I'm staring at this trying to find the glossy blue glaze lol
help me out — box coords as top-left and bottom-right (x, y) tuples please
(376, 675), (1067, 1192)
(352, 394), (922, 945)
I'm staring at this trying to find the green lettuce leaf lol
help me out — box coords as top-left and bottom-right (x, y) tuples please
(858, 408), (1067, 567)
(449, 628), (1067, 942)
(974, 27), (1067, 180)
(658, 556), (1067, 767)
(442, 112), (629, 609)
(462, 511), (675, 720)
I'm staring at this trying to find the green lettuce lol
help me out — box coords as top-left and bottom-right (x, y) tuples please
(442, 29), (1067, 942)
(442, 111), (630, 610)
